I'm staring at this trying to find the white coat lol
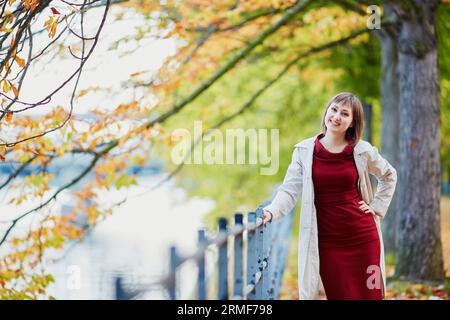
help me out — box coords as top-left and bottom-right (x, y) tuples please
(263, 133), (397, 300)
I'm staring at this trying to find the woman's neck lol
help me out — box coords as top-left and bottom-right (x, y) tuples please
(321, 132), (347, 147)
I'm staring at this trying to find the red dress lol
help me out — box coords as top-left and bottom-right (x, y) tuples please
(312, 133), (383, 300)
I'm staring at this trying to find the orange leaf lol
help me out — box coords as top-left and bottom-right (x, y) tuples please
(0, 153), (5, 162)
(31, 0), (39, 12)
(14, 55), (25, 67)
(50, 20), (58, 38)
(10, 81), (19, 97)
(5, 112), (13, 121)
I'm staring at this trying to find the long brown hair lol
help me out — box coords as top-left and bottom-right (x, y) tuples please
(320, 92), (364, 146)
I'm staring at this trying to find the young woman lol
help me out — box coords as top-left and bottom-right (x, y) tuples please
(262, 92), (397, 300)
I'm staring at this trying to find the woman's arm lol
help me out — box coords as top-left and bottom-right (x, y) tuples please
(366, 146), (398, 219)
(262, 147), (303, 220)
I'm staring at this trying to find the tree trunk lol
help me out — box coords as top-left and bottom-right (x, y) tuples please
(362, 103), (378, 193)
(392, 0), (444, 281)
(363, 103), (373, 143)
(376, 3), (400, 256)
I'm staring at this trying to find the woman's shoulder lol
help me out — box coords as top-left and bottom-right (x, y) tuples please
(354, 139), (376, 155)
(293, 134), (320, 149)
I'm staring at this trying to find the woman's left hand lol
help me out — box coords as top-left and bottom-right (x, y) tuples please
(358, 200), (376, 216)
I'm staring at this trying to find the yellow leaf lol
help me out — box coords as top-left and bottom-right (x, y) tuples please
(14, 55), (25, 67)
(10, 82), (19, 97)
(0, 26), (13, 33)
(44, 17), (52, 29)
(3, 80), (9, 93)
(48, 17), (60, 38)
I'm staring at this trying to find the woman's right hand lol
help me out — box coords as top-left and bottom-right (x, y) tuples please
(262, 209), (273, 224)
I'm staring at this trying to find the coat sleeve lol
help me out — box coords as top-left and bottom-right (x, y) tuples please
(262, 147), (303, 218)
(366, 145), (397, 219)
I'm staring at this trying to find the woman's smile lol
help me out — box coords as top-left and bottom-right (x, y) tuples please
(329, 119), (341, 126)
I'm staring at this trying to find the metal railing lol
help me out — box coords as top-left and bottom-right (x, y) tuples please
(115, 201), (294, 300)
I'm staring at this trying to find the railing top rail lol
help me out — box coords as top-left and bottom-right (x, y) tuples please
(173, 207), (285, 268)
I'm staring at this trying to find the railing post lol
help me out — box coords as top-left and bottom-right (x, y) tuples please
(218, 217), (228, 300)
(267, 216), (277, 300)
(246, 211), (256, 300)
(261, 207), (272, 300)
(254, 208), (264, 299)
(115, 276), (126, 300)
(233, 213), (244, 298)
(198, 229), (207, 300)
(168, 246), (177, 300)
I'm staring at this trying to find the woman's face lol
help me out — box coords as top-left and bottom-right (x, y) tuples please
(324, 102), (353, 134)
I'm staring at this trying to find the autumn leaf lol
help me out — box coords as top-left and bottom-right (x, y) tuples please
(10, 81), (19, 97)
(0, 153), (5, 162)
(31, 0), (39, 12)
(2, 80), (9, 93)
(50, 17), (60, 38)
(50, 7), (61, 15)
(115, 174), (137, 189)
(43, 16), (59, 38)
(14, 55), (25, 67)
(5, 60), (11, 74)
(5, 112), (13, 121)
(0, 26), (13, 33)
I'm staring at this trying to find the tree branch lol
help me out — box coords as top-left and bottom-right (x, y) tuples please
(0, 0), (111, 147)
(192, 7), (284, 33)
(333, 0), (366, 15)
(0, 154), (38, 190)
(148, 0), (313, 126)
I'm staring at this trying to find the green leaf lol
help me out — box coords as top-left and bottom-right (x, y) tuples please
(114, 174), (137, 189)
